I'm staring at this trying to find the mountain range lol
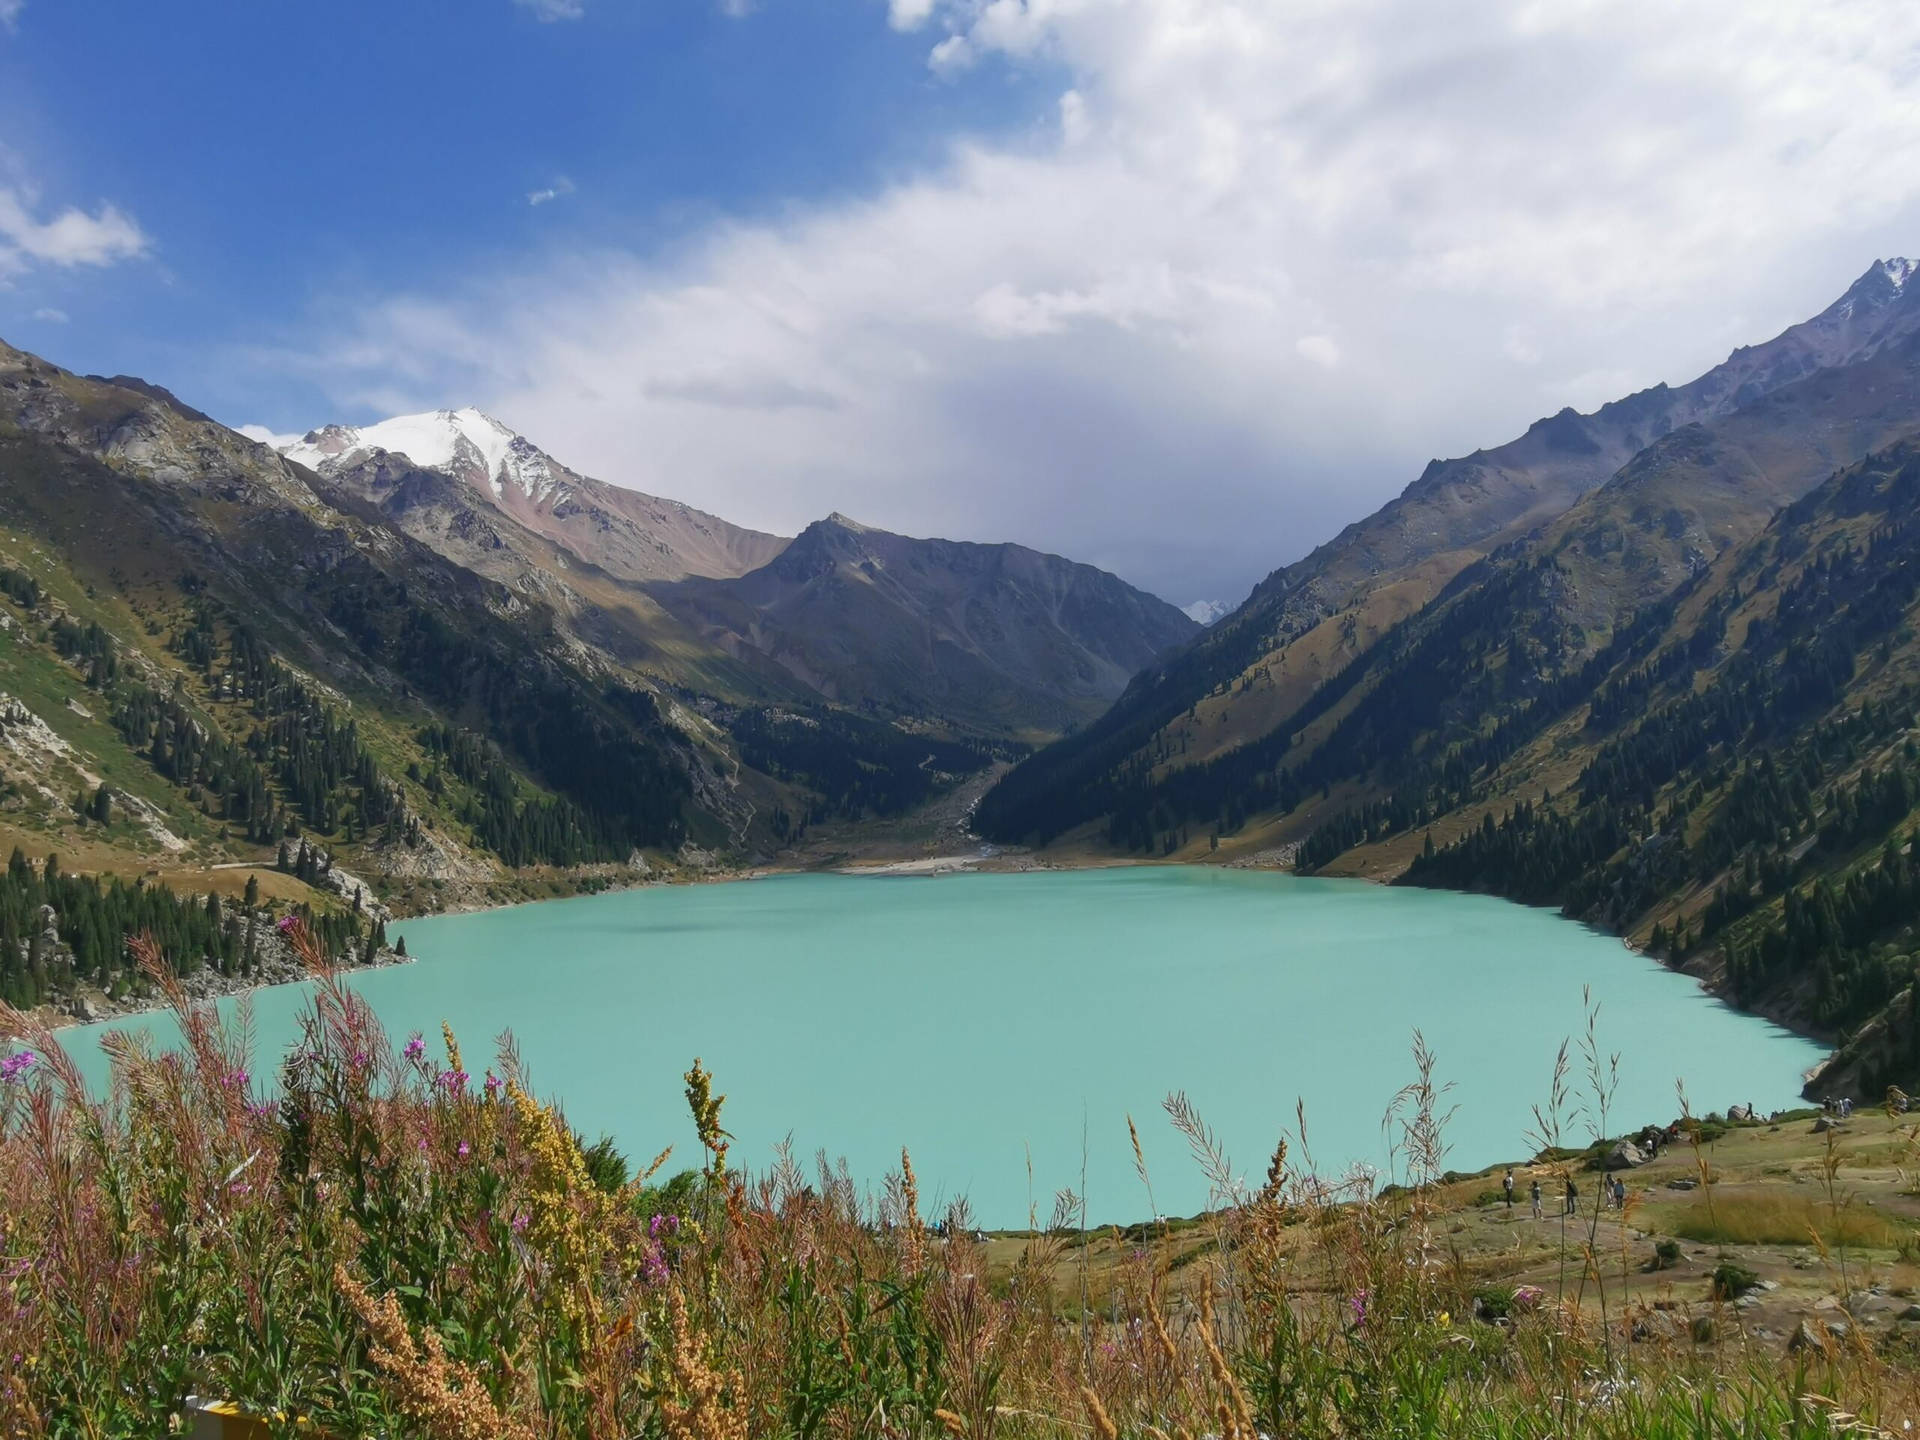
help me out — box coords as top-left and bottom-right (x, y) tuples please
(0, 342), (1195, 996)
(273, 404), (1198, 735)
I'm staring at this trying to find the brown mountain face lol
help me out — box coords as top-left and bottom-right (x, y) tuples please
(650, 513), (1202, 737)
(1255, 259), (1920, 626)
(1539, 325), (1920, 636)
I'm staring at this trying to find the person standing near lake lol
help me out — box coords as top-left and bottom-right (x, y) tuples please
(1530, 1178), (1543, 1219)
(1503, 1169), (1515, 1209)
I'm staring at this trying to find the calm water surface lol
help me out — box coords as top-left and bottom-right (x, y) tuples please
(55, 869), (1824, 1225)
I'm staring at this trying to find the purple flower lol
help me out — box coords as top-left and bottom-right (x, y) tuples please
(1349, 1289), (1371, 1328)
(221, 1069), (249, 1090)
(403, 1034), (426, 1062)
(435, 1069), (469, 1094)
(351, 1051), (369, 1069)
(511, 1212), (529, 1234)
(650, 1213), (680, 1239)
(639, 1243), (670, 1286)
(276, 915), (297, 935)
(457, 1140), (471, 1159)
(483, 1072), (502, 1095)
(248, 1102), (274, 1119)
(0, 1051), (35, 1085)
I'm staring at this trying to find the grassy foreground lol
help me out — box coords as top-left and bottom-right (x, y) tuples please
(2, 932), (1918, 1437)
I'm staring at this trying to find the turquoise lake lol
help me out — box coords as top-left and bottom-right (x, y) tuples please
(52, 868), (1825, 1226)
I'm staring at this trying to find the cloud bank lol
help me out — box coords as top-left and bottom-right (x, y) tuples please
(279, 0), (1920, 604)
(0, 184), (147, 280)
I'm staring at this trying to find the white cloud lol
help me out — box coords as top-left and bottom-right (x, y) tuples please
(513, 0), (583, 20)
(888, 0), (936, 31)
(237, 424), (303, 449)
(1295, 335), (1340, 370)
(1058, 89), (1090, 145)
(30, 306), (66, 323)
(0, 0), (22, 30)
(270, 0), (1920, 604)
(927, 34), (973, 75)
(1502, 325), (1541, 366)
(717, 0), (754, 15)
(527, 175), (576, 207)
(0, 185), (147, 278)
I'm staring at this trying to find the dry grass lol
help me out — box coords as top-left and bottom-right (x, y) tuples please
(1663, 1188), (1905, 1249)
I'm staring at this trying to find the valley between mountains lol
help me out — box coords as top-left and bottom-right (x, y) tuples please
(13, 260), (1920, 1097)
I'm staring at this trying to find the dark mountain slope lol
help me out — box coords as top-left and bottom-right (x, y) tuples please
(649, 513), (1200, 738)
(1391, 440), (1920, 1092)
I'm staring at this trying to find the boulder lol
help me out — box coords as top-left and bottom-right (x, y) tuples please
(1788, 1318), (1848, 1352)
(1606, 1140), (1648, 1170)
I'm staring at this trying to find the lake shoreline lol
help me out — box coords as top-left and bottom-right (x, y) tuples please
(20, 845), (1837, 1099)
(45, 868), (1826, 1229)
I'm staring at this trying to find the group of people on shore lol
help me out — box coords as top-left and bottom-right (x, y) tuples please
(1500, 1168), (1628, 1218)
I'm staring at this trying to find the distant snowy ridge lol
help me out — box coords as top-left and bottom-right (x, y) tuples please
(279, 408), (570, 507)
(1183, 599), (1231, 625)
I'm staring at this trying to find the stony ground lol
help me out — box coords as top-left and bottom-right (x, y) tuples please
(983, 1107), (1920, 1352)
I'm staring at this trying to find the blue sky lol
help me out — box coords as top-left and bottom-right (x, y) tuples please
(0, 1), (1054, 413)
(6, 2), (1920, 606)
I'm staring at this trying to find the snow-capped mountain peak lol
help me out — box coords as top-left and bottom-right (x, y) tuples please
(1879, 257), (1916, 292)
(280, 407), (567, 506)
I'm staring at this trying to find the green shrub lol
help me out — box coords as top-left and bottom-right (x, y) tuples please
(1711, 1261), (1761, 1301)
(1472, 1285), (1516, 1321)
